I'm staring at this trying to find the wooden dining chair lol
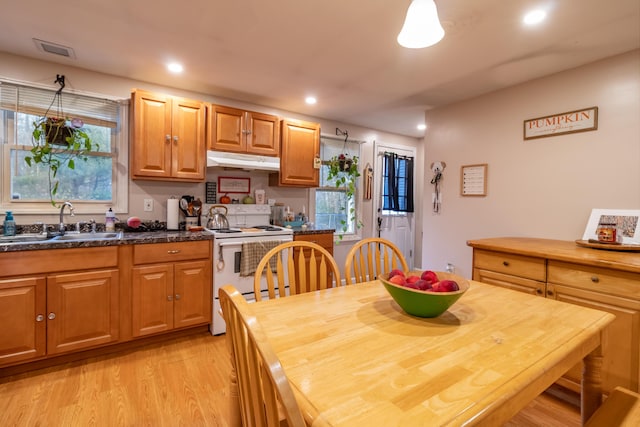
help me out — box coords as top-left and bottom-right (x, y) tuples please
(219, 285), (306, 427)
(344, 237), (409, 285)
(253, 241), (341, 301)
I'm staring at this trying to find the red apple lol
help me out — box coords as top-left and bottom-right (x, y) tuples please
(421, 270), (439, 284)
(388, 269), (405, 279)
(432, 280), (459, 292)
(404, 282), (420, 290)
(389, 275), (407, 286)
(415, 279), (432, 291)
(405, 275), (420, 284)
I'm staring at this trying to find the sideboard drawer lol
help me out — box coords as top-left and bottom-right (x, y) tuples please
(473, 249), (546, 282)
(548, 260), (640, 300)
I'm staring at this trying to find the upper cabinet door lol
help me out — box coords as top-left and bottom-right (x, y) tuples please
(274, 118), (320, 187)
(131, 89), (205, 182)
(209, 105), (246, 153)
(131, 90), (173, 179)
(171, 97), (206, 180)
(246, 111), (279, 156)
(208, 105), (279, 156)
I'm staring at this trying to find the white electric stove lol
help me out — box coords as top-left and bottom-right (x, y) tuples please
(204, 204), (293, 335)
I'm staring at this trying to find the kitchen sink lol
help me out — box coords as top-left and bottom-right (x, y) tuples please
(52, 232), (123, 241)
(0, 233), (52, 244)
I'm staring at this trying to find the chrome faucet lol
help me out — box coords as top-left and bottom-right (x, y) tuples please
(58, 201), (75, 235)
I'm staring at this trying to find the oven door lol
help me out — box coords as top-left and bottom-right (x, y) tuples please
(211, 235), (293, 335)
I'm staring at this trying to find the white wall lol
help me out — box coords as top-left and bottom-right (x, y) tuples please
(421, 49), (640, 277)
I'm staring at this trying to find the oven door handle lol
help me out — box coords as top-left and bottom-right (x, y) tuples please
(217, 238), (293, 248)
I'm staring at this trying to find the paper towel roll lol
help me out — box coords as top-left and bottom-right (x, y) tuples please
(167, 198), (179, 230)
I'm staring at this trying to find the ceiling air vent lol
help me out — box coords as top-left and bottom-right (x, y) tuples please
(33, 38), (76, 59)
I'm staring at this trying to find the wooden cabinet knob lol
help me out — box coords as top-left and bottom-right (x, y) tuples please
(591, 276), (600, 283)
(48, 312), (56, 320)
(36, 314), (45, 322)
(502, 261), (510, 267)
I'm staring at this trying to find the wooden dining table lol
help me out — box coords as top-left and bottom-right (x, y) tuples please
(247, 279), (615, 426)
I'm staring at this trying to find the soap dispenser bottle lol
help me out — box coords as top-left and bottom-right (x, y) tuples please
(3, 211), (16, 236)
(105, 208), (116, 232)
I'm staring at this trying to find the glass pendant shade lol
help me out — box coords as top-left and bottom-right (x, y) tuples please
(397, 0), (445, 49)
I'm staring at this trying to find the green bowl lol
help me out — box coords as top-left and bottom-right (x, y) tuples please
(379, 271), (470, 318)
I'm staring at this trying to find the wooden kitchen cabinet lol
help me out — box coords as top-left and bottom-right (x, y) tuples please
(269, 118), (320, 187)
(208, 105), (279, 156)
(131, 89), (206, 182)
(293, 231), (335, 286)
(0, 277), (46, 365)
(0, 247), (120, 367)
(294, 231), (334, 255)
(468, 237), (640, 395)
(131, 241), (212, 337)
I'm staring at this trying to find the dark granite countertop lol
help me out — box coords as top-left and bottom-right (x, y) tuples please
(291, 228), (335, 236)
(0, 230), (214, 253)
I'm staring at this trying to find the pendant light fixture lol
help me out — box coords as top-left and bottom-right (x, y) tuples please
(397, 0), (445, 49)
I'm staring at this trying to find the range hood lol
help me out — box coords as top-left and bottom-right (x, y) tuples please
(206, 150), (280, 171)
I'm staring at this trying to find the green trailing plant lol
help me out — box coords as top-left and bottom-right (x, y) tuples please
(26, 116), (97, 206)
(327, 153), (362, 239)
(24, 75), (99, 206)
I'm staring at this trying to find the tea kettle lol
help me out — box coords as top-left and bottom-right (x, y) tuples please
(206, 205), (230, 230)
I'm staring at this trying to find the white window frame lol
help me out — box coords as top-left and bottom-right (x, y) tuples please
(311, 135), (362, 241)
(0, 79), (128, 215)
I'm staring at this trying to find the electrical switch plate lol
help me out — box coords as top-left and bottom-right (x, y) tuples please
(144, 199), (153, 212)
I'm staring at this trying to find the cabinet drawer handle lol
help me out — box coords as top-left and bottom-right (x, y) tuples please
(546, 290), (554, 297)
(535, 288), (543, 295)
(175, 294), (181, 300)
(36, 314), (45, 322)
(173, 135), (178, 142)
(502, 261), (510, 267)
(167, 249), (181, 254)
(167, 295), (173, 301)
(165, 134), (171, 142)
(591, 276), (600, 283)
(48, 312), (56, 320)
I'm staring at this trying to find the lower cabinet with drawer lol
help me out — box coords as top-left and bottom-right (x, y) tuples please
(468, 237), (640, 395)
(548, 261), (640, 394)
(0, 247), (120, 367)
(131, 241), (212, 337)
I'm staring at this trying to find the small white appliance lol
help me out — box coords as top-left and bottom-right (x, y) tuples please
(204, 204), (293, 334)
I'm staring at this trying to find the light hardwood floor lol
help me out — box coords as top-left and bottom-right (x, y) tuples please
(0, 331), (580, 426)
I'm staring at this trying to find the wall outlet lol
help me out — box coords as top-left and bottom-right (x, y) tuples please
(144, 199), (153, 212)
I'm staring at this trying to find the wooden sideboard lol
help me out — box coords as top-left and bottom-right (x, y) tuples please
(467, 237), (640, 396)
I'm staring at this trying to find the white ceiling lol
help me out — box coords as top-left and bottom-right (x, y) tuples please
(1, 0), (639, 137)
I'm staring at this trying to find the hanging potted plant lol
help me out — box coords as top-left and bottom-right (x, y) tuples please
(24, 75), (99, 206)
(327, 153), (362, 239)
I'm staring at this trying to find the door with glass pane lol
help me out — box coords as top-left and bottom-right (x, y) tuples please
(374, 143), (416, 269)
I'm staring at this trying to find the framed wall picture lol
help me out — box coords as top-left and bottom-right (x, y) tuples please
(460, 164), (487, 196)
(524, 106), (598, 140)
(582, 209), (640, 245)
(218, 176), (250, 194)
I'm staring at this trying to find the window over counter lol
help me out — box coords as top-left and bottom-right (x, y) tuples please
(312, 135), (362, 239)
(0, 80), (128, 213)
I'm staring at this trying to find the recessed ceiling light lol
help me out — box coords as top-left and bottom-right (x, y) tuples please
(417, 124), (427, 131)
(523, 9), (547, 26)
(167, 62), (184, 73)
(305, 96), (317, 105)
